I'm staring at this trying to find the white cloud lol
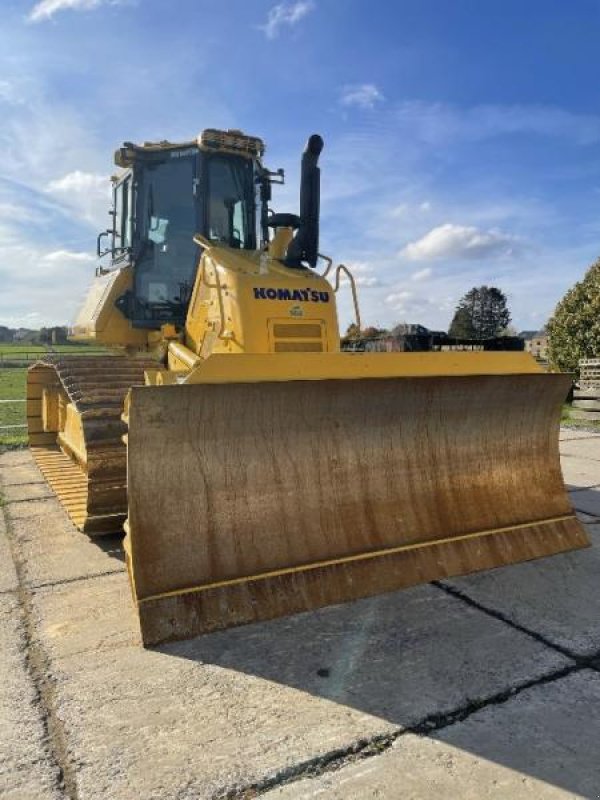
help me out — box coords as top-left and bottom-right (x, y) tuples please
(411, 267), (432, 281)
(28, 0), (124, 22)
(46, 170), (110, 226)
(259, 1), (314, 39)
(0, 238), (96, 326)
(41, 249), (95, 264)
(47, 170), (106, 194)
(339, 84), (384, 111)
(419, 201), (431, 212)
(337, 261), (381, 288)
(384, 290), (413, 313)
(401, 223), (518, 261)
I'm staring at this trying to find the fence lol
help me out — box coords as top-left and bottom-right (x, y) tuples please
(571, 358), (600, 423)
(580, 358), (600, 387)
(0, 352), (47, 367)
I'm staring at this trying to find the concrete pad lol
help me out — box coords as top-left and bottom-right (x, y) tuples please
(34, 572), (138, 660)
(570, 486), (600, 518)
(576, 509), (598, 523)
(0, 458), (40, 488)
(0, 595), (61, 800)
(32, 575), (571, 800)
(0, 513), (17, 594)
(8, 512), (124, 590)
(561, 455), (600, 489)
(6, 496), (65, 521)
(0, 465), (45, 486)
(0, 451), (34, 468)
(559, 428), (600, 441)
(3, 483), (55, 503)
(445, 523), (600, 657)
(560, 439), (600, 461)
(265, 670), (600, 800)
(0, 451), (125, 588)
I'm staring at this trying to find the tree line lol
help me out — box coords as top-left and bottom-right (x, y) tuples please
(344, 285), (513, 342)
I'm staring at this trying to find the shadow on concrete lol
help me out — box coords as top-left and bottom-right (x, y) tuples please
(156, 506), (600, 797)
(94, 532), (126, 563)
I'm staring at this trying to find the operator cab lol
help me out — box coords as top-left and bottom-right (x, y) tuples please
(100, 129), (264, 329)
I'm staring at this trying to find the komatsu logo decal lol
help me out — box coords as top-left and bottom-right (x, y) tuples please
(253, 287), (330, 302)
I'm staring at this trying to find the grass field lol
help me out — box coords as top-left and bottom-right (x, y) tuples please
(0, 368), (27, 448)
(0, 342), (111, 364)
(0, 342), (113, 448)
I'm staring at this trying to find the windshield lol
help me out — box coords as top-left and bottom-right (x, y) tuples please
(134, 154), (199, 317)
(207, 156), (255, 249)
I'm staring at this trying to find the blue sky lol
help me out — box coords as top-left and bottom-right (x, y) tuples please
(2, 0), (600, 333)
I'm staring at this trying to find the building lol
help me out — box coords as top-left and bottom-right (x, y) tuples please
(524, 332), (548, 361)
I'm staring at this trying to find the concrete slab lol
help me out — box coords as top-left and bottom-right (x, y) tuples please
(6, 496), (66, 521)
(575, 509), (598, 524)
(445, 523), (600, 658)
(265, 670), (600, 800)
(0, 454), (40, 487)
(0, 595), (61, 800)
(0, 451), (34, 468)
(8, 512), (124, 590)
(2, 483), (55, 503)
(0, 465), (45, 487)
(561, 455), (600, 490)
(560, 439), (600, 461)
(0, 512), (18, 594)
(34, 572), (138, 660)
(570, 486), (600, 518)
(559, 428), (600, 441)
(31, 574), (571, 800)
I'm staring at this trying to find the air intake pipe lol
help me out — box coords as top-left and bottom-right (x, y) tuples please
(285, 134), (323, 268)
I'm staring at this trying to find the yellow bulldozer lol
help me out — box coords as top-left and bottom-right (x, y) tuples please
(27, 128), (589, 645)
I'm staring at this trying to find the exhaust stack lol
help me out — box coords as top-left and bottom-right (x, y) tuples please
(285, 134), (323, 268)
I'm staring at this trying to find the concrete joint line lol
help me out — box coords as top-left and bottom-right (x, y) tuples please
(573, 506), (600, 520)
(216, 663), (585, 800)
(1, 503), (79, 800)
(433, 581), (595, 665)
(30, 567), (126, 594)
(1, 480), (48, 488)
(5, 494), (56, 506)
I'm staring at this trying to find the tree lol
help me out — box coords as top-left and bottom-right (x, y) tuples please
(448, 305), (476, 338)
(448, 286), (511, 339)
(362, 326), (389, 339)
(547, 257), (600, 375)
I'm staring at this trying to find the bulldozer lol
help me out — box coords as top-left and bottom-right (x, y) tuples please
(27, 128), (589, 646)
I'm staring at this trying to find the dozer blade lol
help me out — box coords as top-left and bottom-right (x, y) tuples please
(124, 355), (589, 645)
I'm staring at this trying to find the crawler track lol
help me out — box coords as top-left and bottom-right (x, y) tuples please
(27, 355), (156, 535)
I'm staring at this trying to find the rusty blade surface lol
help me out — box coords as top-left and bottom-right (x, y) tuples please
(125, 373), (589, 644)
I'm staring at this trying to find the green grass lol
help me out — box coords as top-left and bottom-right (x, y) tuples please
(0, 342), (112, 366)
(0, 346), (113, 449)
(561, 403), (600, 432)
(0, 344), (47, 356)
(0, 368), (28, 448)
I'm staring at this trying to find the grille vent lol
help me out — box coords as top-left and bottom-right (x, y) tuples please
(270, 321), (325, 353)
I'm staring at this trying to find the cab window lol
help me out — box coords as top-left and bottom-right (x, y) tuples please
(206, 156), (255, 249)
